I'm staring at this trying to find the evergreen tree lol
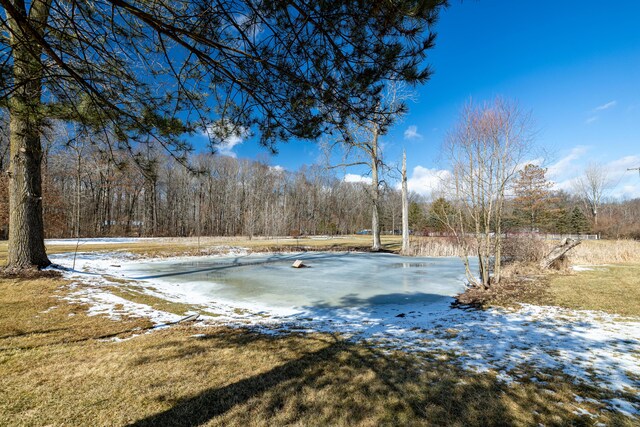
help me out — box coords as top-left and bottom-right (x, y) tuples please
(512, 164), (555, 231)
(408, 201), (426, 232)
(0, 0), (447, 270)
(426, 197), (455, 232)
(554, 208), (571, 234)
(569, 207), (590, 233)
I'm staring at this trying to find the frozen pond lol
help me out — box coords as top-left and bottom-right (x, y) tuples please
(121, 252), (472, 312)
(50, 250), (640, 418)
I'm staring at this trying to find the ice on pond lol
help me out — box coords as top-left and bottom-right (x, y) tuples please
(120, 252), (472, 312)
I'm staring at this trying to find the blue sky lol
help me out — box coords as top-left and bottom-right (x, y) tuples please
(197, 1), (640, 199)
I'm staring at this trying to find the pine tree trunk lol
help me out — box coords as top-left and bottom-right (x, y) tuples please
(401, 150), (409, 254)
(7, 112), (50, 269)
(6, 8), (51, 269)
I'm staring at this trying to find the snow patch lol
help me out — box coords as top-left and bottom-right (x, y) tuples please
(45, 237), (160, 245)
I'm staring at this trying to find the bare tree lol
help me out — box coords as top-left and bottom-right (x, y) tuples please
(322, 114), (385, 249)
(573, 163), (610, 227)
(444, 98), (534, 288)
(323, 82), (412, 250)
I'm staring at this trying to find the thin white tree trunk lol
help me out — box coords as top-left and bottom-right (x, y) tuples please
(371, 125), (381, 251)
(401, 150), (409, 254)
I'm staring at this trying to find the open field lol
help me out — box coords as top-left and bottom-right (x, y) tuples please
(567, 239), (640, 265)
(1, 275), (637, 426)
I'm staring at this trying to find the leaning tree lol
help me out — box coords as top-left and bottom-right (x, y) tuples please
(0, 0), (447, 270)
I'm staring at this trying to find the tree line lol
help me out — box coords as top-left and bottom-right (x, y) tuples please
(1, 111), (637, 243)
(0, 123), (408, 239)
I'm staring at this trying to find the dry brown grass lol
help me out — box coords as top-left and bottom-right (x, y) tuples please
(1, 236), (638, 424)
(545, 264), (640, 317)
(1, 275), (637, 425)
(103, 284), (222, 317)
(567, 239), (640, 265)
(0, 236), (636, 266)
(407, 237), (472, 257)
(455, 273), (552, 309)
(457, 260), (640, 317)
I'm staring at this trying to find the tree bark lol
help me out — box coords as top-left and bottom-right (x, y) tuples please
(7, 112), (50, 268)
(6, 2), (52, 269)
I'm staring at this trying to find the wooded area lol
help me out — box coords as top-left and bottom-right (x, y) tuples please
(0, 120), (637, 242)
(0, 122), (404, 238)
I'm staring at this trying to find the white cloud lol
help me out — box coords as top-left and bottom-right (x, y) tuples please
(344, 173), (372, 184)
(217, 134), (243, 158)
(202, 122), (247, 158)
(517, 157), (544, 171)
(606, 155), (640, 199)
(584, 101), (617, 126)
(593, 100), (617, 112)
(234, 14), (263, 39)
(605, 155), (640, 171)
(270, 165), (284, 172)
(546, 146), (589, 181)
(406, 166), (451, 197)
(550, 152), (640, 198)
(404, 125), (422, 140)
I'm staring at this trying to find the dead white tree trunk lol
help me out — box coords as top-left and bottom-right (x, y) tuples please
(401, 150), (409, 254)
(539, 238), (581, 269)
(371, 125), (382, 251)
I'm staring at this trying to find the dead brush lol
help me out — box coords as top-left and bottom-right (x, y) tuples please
(567, 239), (640, 265)
(407, 237), (474, 257)
(501, 235), (552, 265)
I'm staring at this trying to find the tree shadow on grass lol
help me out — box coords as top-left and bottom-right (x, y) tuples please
(0, 327), (71, 340)
(127, 338), (347, 427)
(126, 333), (517, 427)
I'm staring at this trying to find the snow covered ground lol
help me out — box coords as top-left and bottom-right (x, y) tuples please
(49, 250), (640, 419)
(45, 237), (161, 245)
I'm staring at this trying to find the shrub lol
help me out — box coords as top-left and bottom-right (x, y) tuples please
(501, 235), (549, 264)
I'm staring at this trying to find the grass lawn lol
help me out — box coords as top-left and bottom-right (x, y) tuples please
(457, 262), (640, 318)
(546, 264), (640, 317)
(1, 275), (636, 426)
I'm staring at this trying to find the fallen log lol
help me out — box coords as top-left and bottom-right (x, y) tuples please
(539, 238), (581, 269)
